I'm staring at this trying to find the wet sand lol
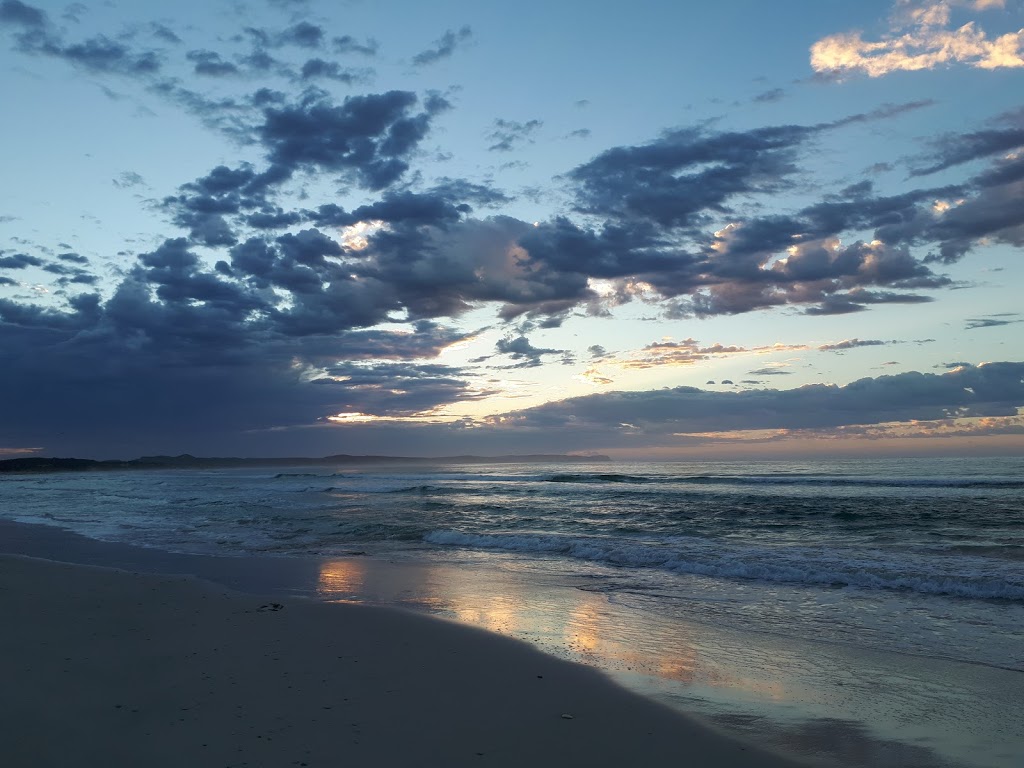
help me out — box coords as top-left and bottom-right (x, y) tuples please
(0, 554), (804, 767)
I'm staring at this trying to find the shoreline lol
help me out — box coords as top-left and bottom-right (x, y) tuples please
(0, 552), (803, 767)
(3, 517), (1021, 767)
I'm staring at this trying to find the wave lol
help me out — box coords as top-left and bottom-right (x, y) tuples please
(423, 530), (1024, 601)
(544, 472), (1024, 490)
(547, 473), (651, 484)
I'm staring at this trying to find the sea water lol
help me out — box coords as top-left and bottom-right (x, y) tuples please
(2, 456), (1022, 767)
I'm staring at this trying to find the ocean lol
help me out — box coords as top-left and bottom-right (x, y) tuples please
(2, 456), (1022, 767)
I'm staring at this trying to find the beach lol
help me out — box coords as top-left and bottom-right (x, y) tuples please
(1, 458), (1022, 767)
(0, 553), (800, 767)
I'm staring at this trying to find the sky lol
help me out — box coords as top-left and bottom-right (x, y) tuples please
(1, 0), (1023, 459)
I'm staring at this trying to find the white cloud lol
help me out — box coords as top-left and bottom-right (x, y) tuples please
(811, 0), (1023, 77)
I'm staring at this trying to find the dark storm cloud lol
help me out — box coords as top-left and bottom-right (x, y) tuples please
(568, 122), (817, 227)
(359, 216), (593, 321)
(54, 271), (98, 286)
(161, 85), (454, 237)
(567, 102), (935, 232)
(412, 25), (471, 66)
(310, 322), (474, 361)
(0, 0), (44, 26)
(3, 3), (163, 76)
(29, 34), (161, 74)
(242, 22), (325, 50)
(258, 90), (448, 190)
(137, 238), (258, 308)
(487, 119), (543, 152)
(0, 260), (481, 454)
(187, 49), (239, 77)
(0, 276), (17, 286)
(6, 4), (967, 323)
(494, 335), (563, 368)
(804, 289), (934, 316)
(925, 177), (1024, 264)
(244, 208), (303, 230)
(489, 363), (1024, 437)
(278, 21), (324, 48)
(553, 159), (962, 315)
(299, 58), (364, 83)
(910, 107), (1024, 176)
(322, 361), (484, 416)
(0, 253), (43, 269)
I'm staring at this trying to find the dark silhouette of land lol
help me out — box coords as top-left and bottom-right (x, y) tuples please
(0, 453), (611, 473)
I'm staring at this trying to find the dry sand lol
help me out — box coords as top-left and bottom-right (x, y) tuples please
(0, 554), (804, 767)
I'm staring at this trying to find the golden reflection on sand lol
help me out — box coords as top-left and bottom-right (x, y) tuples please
(314, 558), (791, 702)
(450, 595), (523, 635)
(562, 598), (699, 682)
(316, 559), (367, 598)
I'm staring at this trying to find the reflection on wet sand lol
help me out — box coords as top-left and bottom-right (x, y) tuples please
(316, 558), (366, 598)
(311, 556), (996, 767)
(314, 557), (773, 698)
(563, 600), (700, 683)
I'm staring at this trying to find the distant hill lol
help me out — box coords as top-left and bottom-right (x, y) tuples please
(0, 453), (611, 473)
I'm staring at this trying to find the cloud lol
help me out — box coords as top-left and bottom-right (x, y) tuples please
(113, 171), (146, 189)
(321, 361), (486, 417)
(625, 340), (740, 368)
(3, 2), (1022, 456)
(568, 123), (815, 228)
(0, 253), (43, 269)
(911, 106), (1024, 175)
(187, 49), (239, 77)
(412, 25), (471, 66)
(56, 253), (89, 265)
(299, 58), (365, 83)
(965, 314), (1021, 329)
(0, 0), (45, 27)
(258, 90), (448, 190)
(753, 87), (786, 103)
(494, 335), (563, 367)
(332, 35), (378, 56)
(618, 339), (803, 369)
(818, 338), (891, 351)
(0, 278), (481, 454)
(2, 4), (163, 76)
(150, 23), (181, 44)
(487, 119), (543, 152)
(484, 362), (1024, 438)
(278, 21), (324, 48)
(3, 5), (980, 323)
(360, 215), (592, 321)
(811, 0), (1024, 77)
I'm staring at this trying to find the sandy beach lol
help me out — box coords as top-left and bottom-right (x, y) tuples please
(0, 554), (803, 767)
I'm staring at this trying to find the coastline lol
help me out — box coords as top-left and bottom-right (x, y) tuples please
(0, 552), (802, 767)
(3, 514), (1021, 767)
